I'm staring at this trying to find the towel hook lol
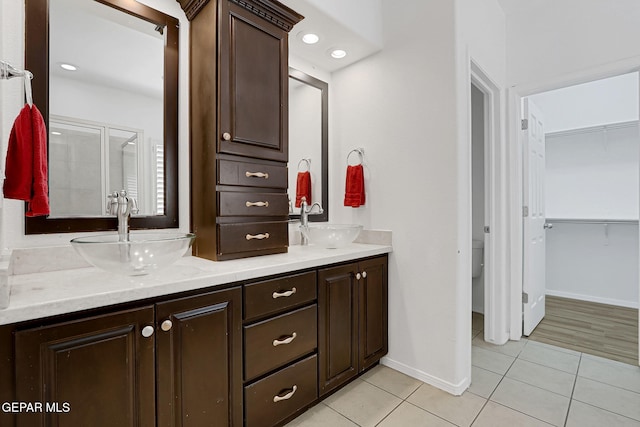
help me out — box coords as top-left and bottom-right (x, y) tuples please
(297, 158), (311, 172)
(347, 148), (364, 166)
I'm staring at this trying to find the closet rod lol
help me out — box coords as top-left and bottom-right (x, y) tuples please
(546, 218), (638, 225)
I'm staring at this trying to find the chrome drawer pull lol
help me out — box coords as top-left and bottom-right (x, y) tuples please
(246, 233), (270, 241)
(273, 385), (297, 403)
(245, 171), (269, 179)
(272, 287), (297, 299)
(246, 201), (269, 208)
(272, 332), (297, 347)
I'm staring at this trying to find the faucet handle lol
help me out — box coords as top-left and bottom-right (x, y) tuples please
(106, 192), (119, 215)
(129, 197), (139, 215)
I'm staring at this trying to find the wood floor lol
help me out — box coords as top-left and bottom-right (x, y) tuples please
(527, 295), (639, 365)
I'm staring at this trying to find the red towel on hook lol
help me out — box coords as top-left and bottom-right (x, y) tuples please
(344, 164), (365, 207)
(3, 104), (50, 217)
(295, 171), (312, 208)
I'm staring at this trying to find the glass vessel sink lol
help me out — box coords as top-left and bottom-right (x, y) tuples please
(71, 233), (195, 276)
(299, 224), (363, 249)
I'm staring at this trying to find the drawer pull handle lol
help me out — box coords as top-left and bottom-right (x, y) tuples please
(246, 201), (269, 208)
(272, 332), (297, 347)
(246, 233), (270, 241)
(273, 385), (297, 403)
(246, 171), (269, 179)
(272, 287), (297, 299)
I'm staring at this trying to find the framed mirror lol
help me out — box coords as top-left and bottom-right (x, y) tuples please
(24, 0), (179, 234)
(288, 68), (328, 222)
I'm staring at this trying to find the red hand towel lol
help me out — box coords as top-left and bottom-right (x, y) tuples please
(295, 171), (312, 208)
(3, 104), (50, 217)
(344, 164), (365, 207)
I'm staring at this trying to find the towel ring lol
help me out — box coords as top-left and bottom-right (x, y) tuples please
(347, 148), (364, 166)
(297, 158), (311, 172)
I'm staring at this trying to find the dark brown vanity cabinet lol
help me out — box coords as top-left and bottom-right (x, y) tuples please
(242, 271), (318, 427)
(10, 287), (242, 427)
(180, 0), (303, 261)
(318, 255), (389, 397)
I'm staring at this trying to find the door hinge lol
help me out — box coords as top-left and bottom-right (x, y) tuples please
(521, 118), (529, 130)
(484, 226), (490, 233)
(523, 206), (529, 217)
(522, 292), (529, 304)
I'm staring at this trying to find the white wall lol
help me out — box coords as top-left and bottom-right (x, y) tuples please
(529, 73), (639, 134)
(506, 0), (640, 88)
(0, 0), (190, 250)
(546, 223), (639, 308)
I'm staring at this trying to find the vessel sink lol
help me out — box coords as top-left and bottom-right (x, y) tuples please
(71, 233), (195, 276)
(299, 224), (363, 248)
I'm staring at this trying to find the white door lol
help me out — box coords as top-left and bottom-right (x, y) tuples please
(522, 98), (547, 336)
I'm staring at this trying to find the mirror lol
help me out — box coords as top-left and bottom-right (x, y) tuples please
(24, 0), (179, 234)
(288, 68), (328, 222)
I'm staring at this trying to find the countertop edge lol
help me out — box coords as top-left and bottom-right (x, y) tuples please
(0, 244), (392, 325)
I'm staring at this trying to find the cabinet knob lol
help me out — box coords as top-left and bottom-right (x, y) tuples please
(362, 271), (367, 278)
(355, 273), (361, 280)
(222, 132), (231, 141)
(161, 320), (173, 332)
(141, 325), (154, 338)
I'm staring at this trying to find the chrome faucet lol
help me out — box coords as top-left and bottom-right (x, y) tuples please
(107, 190), (138, 241)
(299, 197), (323, 245)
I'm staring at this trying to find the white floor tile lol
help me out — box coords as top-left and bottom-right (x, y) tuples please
(323, 379), (402, 427)
(284, 403), (359, 427)
(578, 355), (640, 393)
(472, 401), (555, 427)
(566, 400), (640, 427)
(472, 336), (528, 357)
(518, 342), (580, 374)
(378, 402), (457, 427)
(573, 376), (640, 421)
(407, 383), (486, 427)
(468, 366), (503, 398)
(490, 377), (570, 427)
(360, 364), (423, 399)
(526, 340), (581, 356)
(506, 359), (576, 397)
(472, 346), (516, 375)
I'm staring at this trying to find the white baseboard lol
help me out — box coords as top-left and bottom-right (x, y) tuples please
(380, 357), (469, 396)
(546, 289), (639, 309)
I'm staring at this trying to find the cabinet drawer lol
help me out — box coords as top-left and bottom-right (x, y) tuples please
(218, 158), (287, 189)
(244, 305), (317, 381)
(218, 191), (288, 217)
(245, 354), (318, 427)
(217, 221), (288, 256)
(244, 271), (317, 322)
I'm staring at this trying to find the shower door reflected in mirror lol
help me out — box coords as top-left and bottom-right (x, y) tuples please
(48, 0), (165, 217)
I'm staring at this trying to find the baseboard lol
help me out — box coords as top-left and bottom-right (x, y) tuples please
(546, 289), (639, 309)
(380, 357), (469, 396)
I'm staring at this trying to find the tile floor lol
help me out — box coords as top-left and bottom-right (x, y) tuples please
(285, 321), (640, 426)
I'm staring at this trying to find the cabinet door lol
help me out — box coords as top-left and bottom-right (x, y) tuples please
(358, 256), (389, 371)
(219, 0), (288, 161)
(318, 263), (359, 397)
(14, 306), (156, 427)
(156, 287), (242, 427)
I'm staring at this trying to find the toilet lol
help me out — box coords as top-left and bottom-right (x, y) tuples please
(472, 239), (484, 279)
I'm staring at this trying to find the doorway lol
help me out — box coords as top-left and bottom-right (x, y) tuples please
(511, 70), (640, 365)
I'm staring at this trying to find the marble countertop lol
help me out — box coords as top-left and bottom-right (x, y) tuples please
(0, 243), (392, 325)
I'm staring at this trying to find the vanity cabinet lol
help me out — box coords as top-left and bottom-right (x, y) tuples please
(318, 255), (389, 397)
(242, 271), (318, 427)
(181, 0), (303, 261)
(10, 287), (242, 427)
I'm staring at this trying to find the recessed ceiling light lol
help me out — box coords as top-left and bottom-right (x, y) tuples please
(330, 49), (347, 59)
(51, 131), (62, 136)
(60, 63), (77, 71)
(302, 33), (319, 44)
